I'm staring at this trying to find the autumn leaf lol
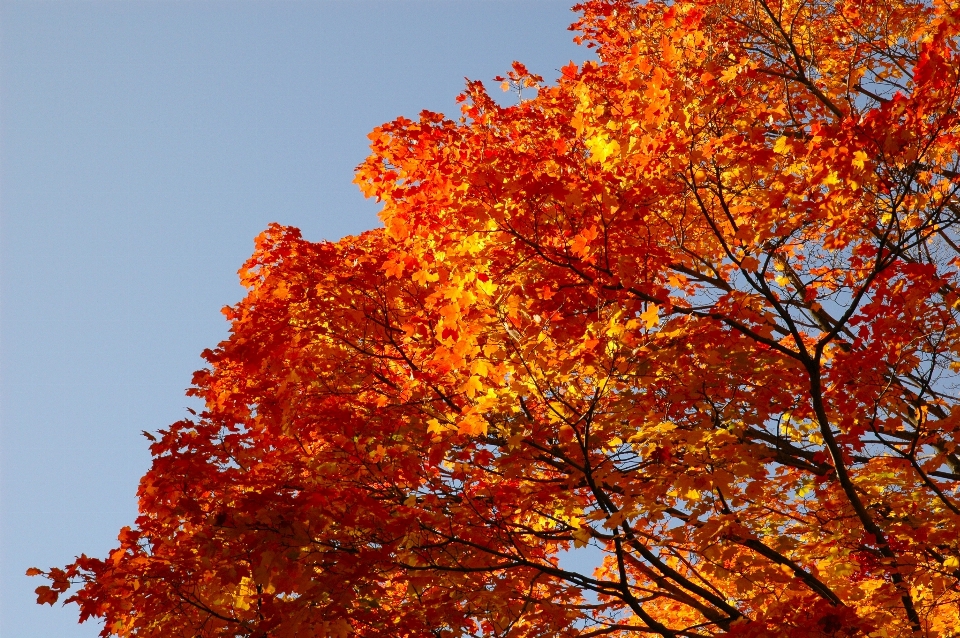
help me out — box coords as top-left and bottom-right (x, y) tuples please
(35, 586), (59, 606)
(640, 304), (659, 329)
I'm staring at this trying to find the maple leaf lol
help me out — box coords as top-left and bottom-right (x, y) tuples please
(35, 586), (59, 606)
(640, 304), (659, 329)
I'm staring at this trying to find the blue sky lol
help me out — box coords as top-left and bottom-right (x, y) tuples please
(0, 1), (593, 635)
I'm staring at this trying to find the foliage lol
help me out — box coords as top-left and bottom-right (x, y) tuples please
(32, 0), (960, 635)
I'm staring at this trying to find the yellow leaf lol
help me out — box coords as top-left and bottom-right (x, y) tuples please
(477, 278), (496, 296)
(457, 412), (488, 436)
(585, 134), (620, 163)
(822, 171), (840, 186)
(384, 259), (405, 278)
(412, 269), (439, 285)
(944, 556), (959, 569)
(469, 358), (492, 377)
(461, 375), (483, 399)
(235, 576), (256, 611)
(640, 304), (659, 329)
(720, 64), (739, 83)
(572, 527), (591, 548)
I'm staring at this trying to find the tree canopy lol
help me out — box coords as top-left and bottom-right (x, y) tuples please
(32, 0), (960, 635)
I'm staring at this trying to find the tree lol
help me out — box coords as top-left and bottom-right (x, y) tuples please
(31, 0), (960, 635)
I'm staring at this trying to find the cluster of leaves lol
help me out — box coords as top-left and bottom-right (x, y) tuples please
(32, 0), (960, 636)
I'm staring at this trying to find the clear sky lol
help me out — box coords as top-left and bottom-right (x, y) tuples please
(0, 1), (594, 635)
